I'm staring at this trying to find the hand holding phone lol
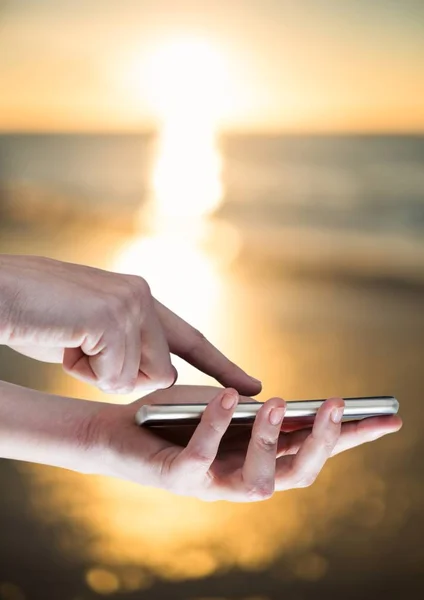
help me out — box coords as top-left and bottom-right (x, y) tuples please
(125, 386), (402, 502)
(136, 396), (399, 431)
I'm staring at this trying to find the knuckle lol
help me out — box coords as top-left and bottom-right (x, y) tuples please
(203, 417), (225, 436)
(128, 276), (151, 304)
(115, 378), (138, 395)
(98, 280), (149, 325)
(186, 446), (213, 467)
(245, 480), (275, 501)
(118, 289), (137, 316)
(99, 387), (117, 395)
(118, 288), (139, 318)
(98, 296), (124, 326)
(99, 372), (127, 394)
(254, 434), (278, 453)
(154, 448), (179, 485)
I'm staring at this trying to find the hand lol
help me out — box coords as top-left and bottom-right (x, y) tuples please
(0, 255), (261, 395)
(92, 386), (402, 502)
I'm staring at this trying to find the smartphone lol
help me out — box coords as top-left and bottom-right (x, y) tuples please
(135, 396), (399, 429)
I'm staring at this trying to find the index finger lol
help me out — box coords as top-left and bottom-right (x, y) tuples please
(154, 299), (262, 397)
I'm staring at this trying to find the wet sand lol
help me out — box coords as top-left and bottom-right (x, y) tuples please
(0, 222), (423, 600)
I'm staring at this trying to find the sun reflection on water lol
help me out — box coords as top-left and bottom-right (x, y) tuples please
(152, 122), (223, 223)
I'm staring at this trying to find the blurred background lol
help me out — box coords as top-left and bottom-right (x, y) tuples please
(0, 1), (424, 599)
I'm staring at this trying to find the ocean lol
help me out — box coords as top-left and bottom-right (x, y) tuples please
(1, 133), (423, 284)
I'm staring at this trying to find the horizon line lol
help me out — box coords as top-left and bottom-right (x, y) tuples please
(1, 128), (424, 137)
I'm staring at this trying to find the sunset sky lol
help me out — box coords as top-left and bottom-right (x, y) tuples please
(1, 0), (423, 133)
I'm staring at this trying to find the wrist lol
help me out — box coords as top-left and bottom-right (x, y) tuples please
(86, 401), (157, 485)
(0, 380), (107, 475)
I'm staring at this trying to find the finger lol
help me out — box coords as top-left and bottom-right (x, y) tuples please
(63, 347), (98, 384)
(116, 327), (143, 394)
(136, 296), (176, 391)
(276, 427), (311, 457)
(82, 332), (126, 393)
(174, 389), (239, 478)
(78, 320), (144, 395)
(276, 415), (403, 458)
(140, 384), (254, 405)
(330, 415), (402, 456)
(276, 397), (344, 490)
(154, 299), (262, 396)
(241, 398), (286, 501)
(63, 335), (125, 393)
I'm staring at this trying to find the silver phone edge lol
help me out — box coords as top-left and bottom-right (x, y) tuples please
(135, 396), (399, 426)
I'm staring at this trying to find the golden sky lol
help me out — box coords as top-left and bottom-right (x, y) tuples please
(1, 0), (423, 132)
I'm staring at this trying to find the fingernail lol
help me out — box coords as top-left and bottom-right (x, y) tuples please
(331, 407), (344, 424)
(250, 376), (262, 385)
(270, 407), (285, 426)
(221, 390), (237, 410)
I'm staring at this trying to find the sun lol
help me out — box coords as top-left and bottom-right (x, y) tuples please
(145, 36), (231, 127)
(140, 36), (231, 225)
